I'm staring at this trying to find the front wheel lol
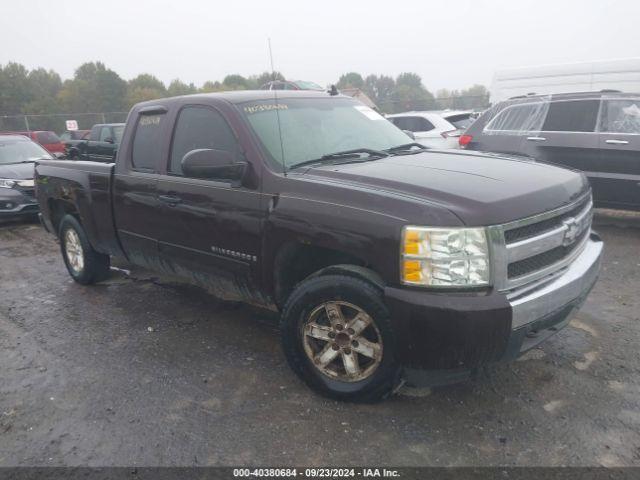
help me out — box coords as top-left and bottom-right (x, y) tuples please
(59, 215), (110, 284)
(280, 274), (401, 402)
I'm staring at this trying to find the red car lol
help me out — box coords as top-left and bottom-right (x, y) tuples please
(0, 131), (65, 156)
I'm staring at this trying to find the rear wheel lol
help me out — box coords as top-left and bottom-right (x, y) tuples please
(59, 215), (110, 284)
(281, 274), (400, 402)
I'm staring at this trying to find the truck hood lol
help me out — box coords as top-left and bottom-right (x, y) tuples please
(302, 150), (589, 226)
(0, 162), (35, 180)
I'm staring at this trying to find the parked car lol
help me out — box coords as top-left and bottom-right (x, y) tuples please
(260, 80), (324, 91)
(71, 123), (125, 162)
(60, 130), (91, 159)
(36, 91), (602, 402)
(1, 130), (65, 157)
(0, 135), (52, 218)
(461, 91), (640, 211)
(386, 110), (475, 148)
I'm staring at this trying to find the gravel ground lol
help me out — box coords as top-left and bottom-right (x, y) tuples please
(0, 210), (639, 467)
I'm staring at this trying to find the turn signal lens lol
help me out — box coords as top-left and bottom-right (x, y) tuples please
(403, 260), (423, 282)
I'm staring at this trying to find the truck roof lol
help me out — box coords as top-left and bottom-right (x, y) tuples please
(133, 89), (343, 109)
(506, 90), (640, 102)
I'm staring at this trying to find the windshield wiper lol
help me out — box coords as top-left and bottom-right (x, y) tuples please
(289, 148), (389, 170)
(384, 142), (429, 154)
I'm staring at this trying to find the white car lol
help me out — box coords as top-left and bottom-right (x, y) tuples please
(386, 110), (475, 149)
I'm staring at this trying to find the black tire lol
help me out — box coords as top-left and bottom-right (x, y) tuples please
(281, 274), (401, 402)
(58, 214), (110, 285)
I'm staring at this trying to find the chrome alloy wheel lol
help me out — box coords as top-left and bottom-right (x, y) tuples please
(64, 228), (84, 274)
(302, 301), (383, 382)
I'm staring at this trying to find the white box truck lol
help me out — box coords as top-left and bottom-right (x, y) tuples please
(491, 57), (640, 103)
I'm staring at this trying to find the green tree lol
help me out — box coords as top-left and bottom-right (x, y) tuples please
(167, 79), (197, 97)
(222, 74), (250, 90)
(337, 72), (364, 89)
(57, 62), (127, 113)
(436, 84), (489, 110)
(389, 72), (436, 113)
(126, 73), (167, 106)
(254, 71), (285, 88)
(200, 80), (223, 93)
(0, 62), (31, 115)
(363, 74), (395, 111)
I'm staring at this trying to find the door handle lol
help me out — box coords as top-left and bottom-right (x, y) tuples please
(526, 136), (547, 142)
(158, 194), (182, 205)
(605, 139), (629, 145)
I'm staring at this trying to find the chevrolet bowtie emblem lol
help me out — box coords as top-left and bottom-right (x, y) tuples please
(562, 217), (580, 246)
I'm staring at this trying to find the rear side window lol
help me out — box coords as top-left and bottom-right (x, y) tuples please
(599, 99), (640, 134)
(542, 100), (600, 132)
(446, 114), (473, 130)
(132, 114), (165, 170)
(169, 106), (237, 176)
(36, 131), (60, 144)
(484, 102), (549, 134)
(391, 116), (435, 132)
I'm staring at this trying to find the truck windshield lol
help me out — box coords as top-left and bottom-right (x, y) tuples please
(238, 97), (411, 170)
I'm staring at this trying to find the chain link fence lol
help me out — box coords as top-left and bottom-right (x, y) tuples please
(0, 112), (128, 134)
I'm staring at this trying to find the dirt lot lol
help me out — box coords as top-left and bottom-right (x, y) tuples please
(0, 211), (639, 467)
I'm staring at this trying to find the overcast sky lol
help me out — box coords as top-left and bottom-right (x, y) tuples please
(2, 0), (639, 91)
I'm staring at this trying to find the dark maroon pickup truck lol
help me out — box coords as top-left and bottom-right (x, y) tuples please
(35, 91), (603, 402)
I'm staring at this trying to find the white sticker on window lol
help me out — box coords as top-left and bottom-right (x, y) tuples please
(354, 105), (384, 120)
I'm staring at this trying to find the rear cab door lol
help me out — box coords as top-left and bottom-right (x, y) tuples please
(595, 97), (640, 209)
(521, 97), (600, 172)
(112, 105), (170, 269)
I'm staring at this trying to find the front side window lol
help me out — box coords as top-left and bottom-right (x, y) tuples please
(238, 98), (410, 170)
(90, 125), (101, 141)
(169, 106), (238, 176)
(484, 102), (549, 134)
(99, 127), (112, 142)
(446, 114), (473, 130)
(542, 100), (600, 133)
(131, 114), (165, 170)
(35, 131), (60, 144)
(599, 99), (640, 134)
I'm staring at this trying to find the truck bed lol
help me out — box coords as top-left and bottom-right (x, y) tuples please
(35, 159), (122, 257)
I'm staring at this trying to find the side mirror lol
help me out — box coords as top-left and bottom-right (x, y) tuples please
(402, 130), (416, 140)
(181, 148), (246, 182)
(104, 137), (115, 144)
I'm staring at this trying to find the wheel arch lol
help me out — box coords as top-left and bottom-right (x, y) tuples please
(271, 241), (385, 310)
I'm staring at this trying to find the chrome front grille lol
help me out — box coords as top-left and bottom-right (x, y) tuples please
(489, 191), (593, 292)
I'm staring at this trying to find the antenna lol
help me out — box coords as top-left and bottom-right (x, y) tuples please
(268, 38), (287, 176)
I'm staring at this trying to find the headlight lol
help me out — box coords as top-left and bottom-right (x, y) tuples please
(401, 226), (490, 287)
(0, 179), (17, 189)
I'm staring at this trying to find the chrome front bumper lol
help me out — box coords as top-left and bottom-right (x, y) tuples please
(508, 232), (603, 330)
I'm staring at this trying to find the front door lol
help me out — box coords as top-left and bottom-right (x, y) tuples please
(156, 105), (263, 301)
(595, 98), (640, 209)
